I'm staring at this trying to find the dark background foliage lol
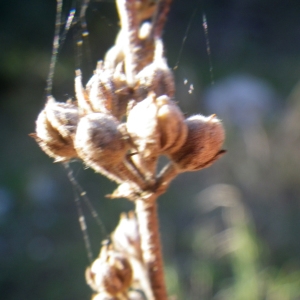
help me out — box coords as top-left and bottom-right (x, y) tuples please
(1, 0), (300, 299)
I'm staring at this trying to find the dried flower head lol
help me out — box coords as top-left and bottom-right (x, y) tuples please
(33, 97), (78, 162)
(74, 113), (132, 183)
(170, 114), (225, 171)
(127, 93), (187, 158)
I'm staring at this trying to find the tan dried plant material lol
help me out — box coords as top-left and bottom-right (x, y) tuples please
(136, 39), (174, 99)
(74, 112), (144, 186)
(170, 114), (226, 171)
(112, 212), (142, 260)
(33, 0), (226, 299)
(76, 62), (129, 120)
(112, 212), (155, 300)
(127, 93), (187, 158)
(33, 97), (78, 162)
(86, 246), (133, 297)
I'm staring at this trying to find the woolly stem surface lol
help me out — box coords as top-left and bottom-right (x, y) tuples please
(135, 195), (167, 300)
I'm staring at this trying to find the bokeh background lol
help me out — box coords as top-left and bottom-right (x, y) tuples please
(2, 0), (300, 299)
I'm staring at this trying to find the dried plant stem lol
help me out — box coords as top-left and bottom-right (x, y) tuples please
(117, 0), (139, 86)
(135, 195), (168, 300)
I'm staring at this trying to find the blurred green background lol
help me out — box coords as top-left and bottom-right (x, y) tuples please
(1, 0), (300, 299)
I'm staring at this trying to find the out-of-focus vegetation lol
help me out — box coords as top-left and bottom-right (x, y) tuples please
(1, 0), (300, 299)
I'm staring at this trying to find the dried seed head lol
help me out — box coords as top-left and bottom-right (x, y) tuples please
(126, 94), (159, 158)
(74, 113), (128, 180)
(170, 114), (225, 171)
(126, 93), (187, 157)
(156, 95), (188, 154)
(44, 97), (79, 138)
(86, 62), (128, 120)
(86, 246), (133, 296)
(33, 98), (78, 162)
(86, 62), (115, 115)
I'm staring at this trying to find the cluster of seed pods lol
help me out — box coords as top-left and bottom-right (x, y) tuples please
(33, 0), (225, 299)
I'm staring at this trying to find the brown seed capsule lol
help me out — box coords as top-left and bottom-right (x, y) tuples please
(170, 114), (225, 171)
(44, 97), (79, 138)
(74, 113), (128, 182)
(126, 93), (187, 157)
(85, 61), (128, 120)
(86, 62), (115, 115)
(86, 246), (133, 296)
(74, 113), (145, 187)
(33, 97), (78, 162)
(156, 95), (188, 154)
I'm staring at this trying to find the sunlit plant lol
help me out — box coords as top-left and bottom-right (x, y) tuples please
(32, 0), (225, 299)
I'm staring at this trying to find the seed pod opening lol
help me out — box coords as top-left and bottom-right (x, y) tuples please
(170, 114), (225, 171)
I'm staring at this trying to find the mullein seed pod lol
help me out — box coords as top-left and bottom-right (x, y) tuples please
(74, 113), (145, 187)
(33, 97), (78, 162)
(156, 95), (188, 154)
(126, 93), (187, 157)
(74, 113), (127, 183)
(86, 62), (128, 120)
(86, 246), (133, 296)
(170, 114), (225, 171)
(44, 97), (79, 138)
(86, 62), (115, 115)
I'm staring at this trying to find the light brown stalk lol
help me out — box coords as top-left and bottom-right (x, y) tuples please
(116, 0), (139, 86)
(135, 195), (168, 300)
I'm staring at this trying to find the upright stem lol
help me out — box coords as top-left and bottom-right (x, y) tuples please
(135, 195), (168, 300)
(117, 0), (139, 86)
